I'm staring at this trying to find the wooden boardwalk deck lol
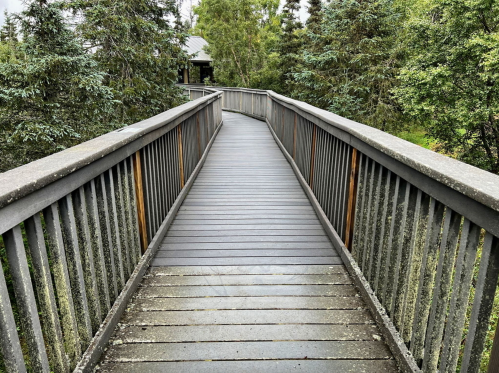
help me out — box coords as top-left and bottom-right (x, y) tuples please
(97, 112), (398, 372)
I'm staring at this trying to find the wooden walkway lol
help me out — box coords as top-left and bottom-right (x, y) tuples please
(97, 112), (398, 372)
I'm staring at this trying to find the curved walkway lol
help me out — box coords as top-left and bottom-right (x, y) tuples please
(97, 112), (398, 372)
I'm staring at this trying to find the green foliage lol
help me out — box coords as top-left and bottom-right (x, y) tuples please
(0, 1), (117, 172)
(193, 0), (281, 88)
(71, 0), (189, 125)
(292, 0), (404, 131)
(394, 0), (499, 173)
(277, 0), (303, 94)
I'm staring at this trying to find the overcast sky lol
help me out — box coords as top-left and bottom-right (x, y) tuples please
(0, 0), (310, 26)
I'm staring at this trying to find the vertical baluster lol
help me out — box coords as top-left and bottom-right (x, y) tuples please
(391, 185), (419, 329)
(338, 143), (351, 240)
(373, 170), (395, 293)
(156, 139), (165, 223)
(141, 147), (153, 241)
(380, 176), (404, 307)
(3, 225), (50, 372)
(25, 214), (68, 372)
(351, 154), (367, 261)
(178, 125), (185, 189)
(160, 136), (168, 219)
(165, 132), (173, 211)
(95, 174), (118, 302)
(104, 170), (125, 291)
(58, 195), (92, 350)
(326, 136), (336, 223)
(345, 148), (360, 250)
(126, 157), (143, 262)
(400, 192), (431, 342)
(312, 128), (322, 199)
(114, 164), (131, 280)
(461, 233), (499, 372)
(420, 206), (459, 369)
(72, 187), (102, 333)
(366, 164), (384, 282)
(151, 142), (160, 233)
(333, 141), (346, 231)
(360, 161), (377, 272)
(0, 255), (26, 372)
(43, 203), (81, 367)
(84, 180), (111, 315)
(439, 219), (480, 372)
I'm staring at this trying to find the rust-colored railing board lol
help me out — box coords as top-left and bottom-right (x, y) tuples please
(132, 151), (148, 254)
(345, 148), (360, 251)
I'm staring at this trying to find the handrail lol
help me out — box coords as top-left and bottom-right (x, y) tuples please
(219, 86), (499, 373)
(0, 91), (223, 372)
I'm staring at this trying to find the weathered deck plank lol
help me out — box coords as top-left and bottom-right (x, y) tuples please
(97, 112), (398, 372)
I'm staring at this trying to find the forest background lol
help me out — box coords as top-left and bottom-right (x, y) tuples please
(0, 0), (498, 176)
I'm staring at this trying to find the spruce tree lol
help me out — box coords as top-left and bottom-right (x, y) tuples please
(0, 0), (117, 171)
(292, 0), (402, 132)
(277, 0), (303, 94)
(72, 0), (190, 124)
(1, 11), (18, 44)
(306, 0), (322, 34)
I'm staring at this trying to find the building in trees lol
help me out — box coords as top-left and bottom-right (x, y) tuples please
(180, 36), (214, 84)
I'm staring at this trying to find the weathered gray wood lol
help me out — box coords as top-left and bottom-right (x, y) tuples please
(148, 265), (345, 275)
(420, 207), (460, 370)
(124, 309), (371, 326)
(102, 341), (391, 361)
(142, 274), (351, 286)
(25, 214), (69, 372)
(85, 180), (111, 314)
(98, 112), (396, 372)
(131, 296), (362, 311)
(152, 257), (343, 266)
(3, 225), (50, 372)
(43, 203), (82, 368)
(155, 249), (337, 258)
(97, 360), (398, 373)
(73, 187), (102, 333)
(0, 257), (26, 373)
(58, 194), (93, 350)
(461, 233), (499, 372)
(114, 324), (380, 342)
(439, 219), (480, 372)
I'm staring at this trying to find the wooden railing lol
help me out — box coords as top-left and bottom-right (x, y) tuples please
(218, 87), (499, 373)
(0, 91), (223, 372)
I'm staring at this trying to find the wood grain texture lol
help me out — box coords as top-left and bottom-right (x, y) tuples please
(132, 151), (148, 253)
(98, 112), (397, 372)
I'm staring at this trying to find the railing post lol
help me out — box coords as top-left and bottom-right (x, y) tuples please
(345, 148), (360, 250)
(132, 151), (148, 253)
(178, 126), (185, 189)
(309, 125), (317, 188)
(281, 107), (285, 138)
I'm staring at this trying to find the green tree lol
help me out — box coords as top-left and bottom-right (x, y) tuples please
(277, 0), (303, 94)
(306, 0), (322, 34)
(292, 0), (403, 131)
(0, 0), (117, 172)
(194, 0), (280, 88)
(394, 0), (499, 172)
(71, 0), (189, 125)
(1, 11), (18, 44)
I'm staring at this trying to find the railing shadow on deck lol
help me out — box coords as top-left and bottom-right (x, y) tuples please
(0, 89), (223, 372)
(1, 83), (499, 372)
(184, 86), (499, 373)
